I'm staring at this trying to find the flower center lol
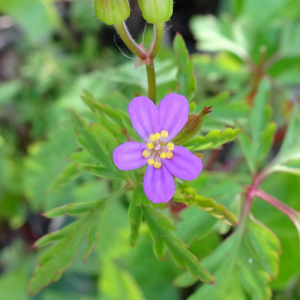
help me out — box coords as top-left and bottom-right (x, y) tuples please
(141, 130), (174, 169)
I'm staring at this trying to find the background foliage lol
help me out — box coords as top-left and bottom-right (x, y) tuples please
(0, 0), (300, 299)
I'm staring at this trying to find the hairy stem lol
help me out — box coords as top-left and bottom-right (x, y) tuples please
(146, 59), (156, 103)
(115, 22), (148, 60)
(149, 23), (164, 59)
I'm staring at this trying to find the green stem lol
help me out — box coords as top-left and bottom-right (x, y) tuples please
(115, 22), (148, 60)
(149, 23), (164, 59)
(146, 59), (156, 103)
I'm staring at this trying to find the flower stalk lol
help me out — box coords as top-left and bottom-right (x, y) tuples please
(146, 60), (157, 103)
(114, 22), (148, 60)
(149, 23), (165, 59)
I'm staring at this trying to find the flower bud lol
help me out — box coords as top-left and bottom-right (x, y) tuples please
(94, 0), (130, 25)
(173, 106), (212, 145)
(137, 0), (173, 23)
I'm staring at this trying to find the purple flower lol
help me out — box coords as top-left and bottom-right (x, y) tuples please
(113, 93), (203, 203)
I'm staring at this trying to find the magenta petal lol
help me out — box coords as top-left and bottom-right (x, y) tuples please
(163, 146), (202, 180)
(113, 142), (147, 171)
(143, 164), (174, 203)
(158, 93), (189, 141)
(128, 96), (160, 142)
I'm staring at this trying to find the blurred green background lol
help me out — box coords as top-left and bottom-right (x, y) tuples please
(0, 0), (300, 299)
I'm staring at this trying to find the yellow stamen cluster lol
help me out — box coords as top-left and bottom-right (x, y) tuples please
(166, 151), (173, 159)
(160, 152), (166, 159)
(161, 130), (168, 138)
(153, 161), (162, 169)
(147, 158), (154, 165)
(146, 142), (154, 149)
(149, 131), (166, 142)
(167, 143), (174, 151)
(142, 150), (150, 158)
(142, 130), (174, 170)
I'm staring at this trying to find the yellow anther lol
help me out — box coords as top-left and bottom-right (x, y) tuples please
(150, 134), (156, 142)
(161, 130), (169, 138)
(154, 132), (161, 140)
(153, 161), (162, 169)
(147, 158), (154, 165)
(160, 152), (166, 159)
(146, 142), (154, 149)
(142, 150), (150, 158)
(167, 143), (174, 151)
(166, 151), (173, 159)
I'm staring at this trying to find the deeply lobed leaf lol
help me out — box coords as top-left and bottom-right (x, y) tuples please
(188, 216), (280, 300)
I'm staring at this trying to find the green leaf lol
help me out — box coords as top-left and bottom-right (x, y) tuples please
(175, 206), (218, 244)
(238, 79), (276, 173)
(80, 90), (139, 141)
(99, 260), (146, 300)
(189, 216), (280, 300)
(184, 128), (241, 151)
(174, 186), (238, 226)
(48, 163), (82, 191)
(77, 163), (122, 179)
(68, 110), (116, 167)
(0, 80), (23, 104)
(174, 33), (196, 100)
(199, 92), (249, 127)
(240, 0), (291, 29)
(173, 271), (198, 288)
(190, 15), (249, 60)
(142, 205), (215, 285)
(0, 0), (60, 43)
(128, 199), (143, 246)
(42, 200), (100, 218)
(268, 106), (300, 176)
(28, 200), (105, 295)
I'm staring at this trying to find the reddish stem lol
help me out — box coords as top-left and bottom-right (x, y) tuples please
(254, 189), (300, 227)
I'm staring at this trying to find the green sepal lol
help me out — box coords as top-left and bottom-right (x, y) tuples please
(94, 0), (130, 25)
(173, 113), (205, 146)
(137, 0), (173, 23)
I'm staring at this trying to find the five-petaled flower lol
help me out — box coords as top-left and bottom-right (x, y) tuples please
(113, 93), (202, 203)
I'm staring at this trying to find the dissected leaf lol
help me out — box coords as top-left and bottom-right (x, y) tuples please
(128, 199), (143, 246)
(42, 200), (100, 218)
(199, 91), (249, 126)
(142, 205), (215, 285)
(77, 163), (122, 179)
(238, 79), (276, 173)
(189, 216), (281, 300)
(184, 128), (241, 151)
(174, 33), (196, 100)
(99, 260), (146, 300)
(48, 163), (82, 191)
(68, 110), (111, 165)
(28, 200), (105, 295)
(191, 15), (249, 60)
(268, 106), (300, 176)
(174, 187), (238, 226)
(175, 206), (218, 244)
